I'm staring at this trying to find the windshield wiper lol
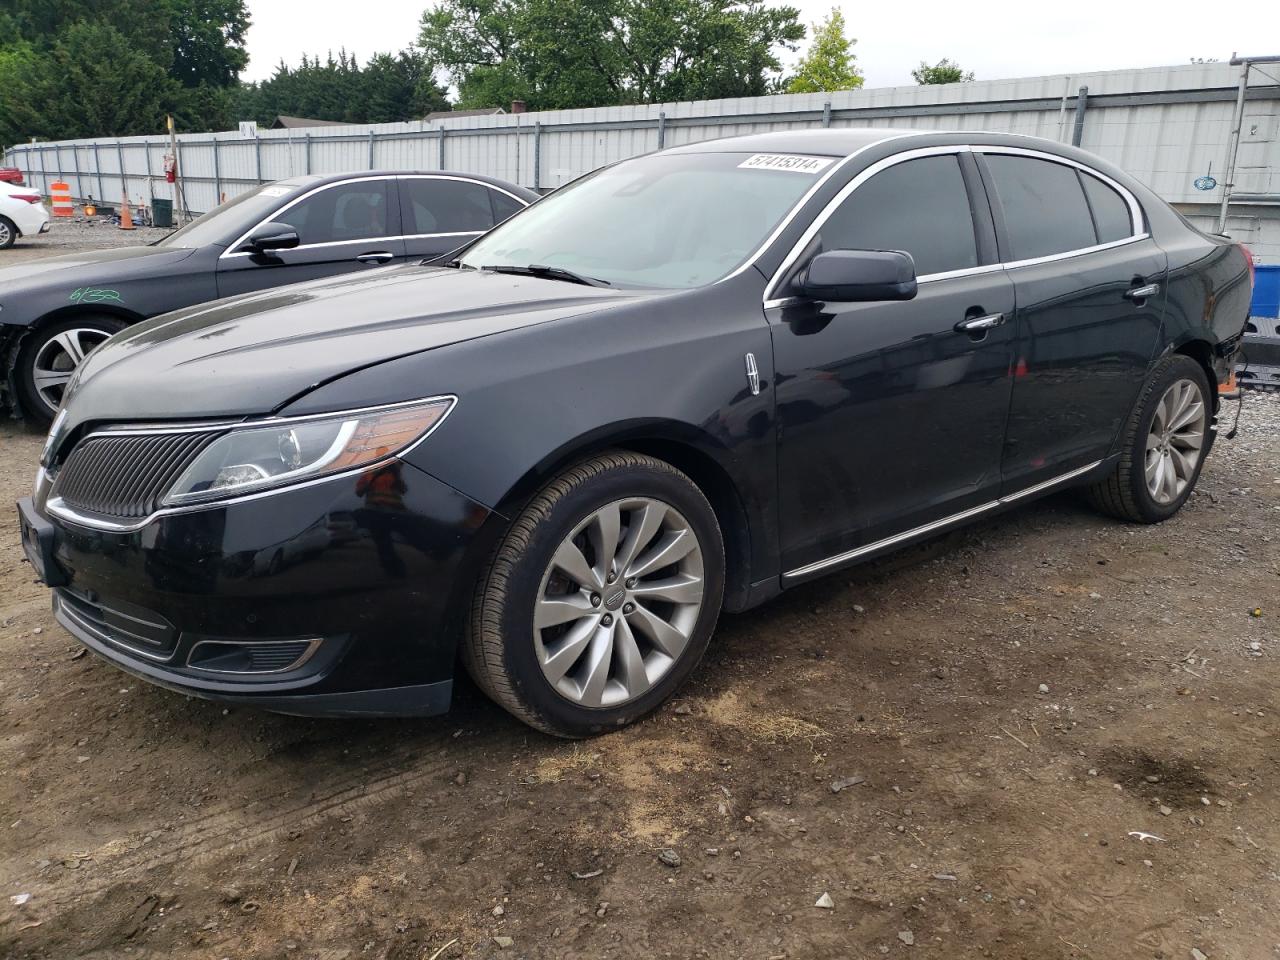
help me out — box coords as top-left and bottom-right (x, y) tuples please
(482, 264), (611, 287)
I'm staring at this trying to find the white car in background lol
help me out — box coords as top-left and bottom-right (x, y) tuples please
(0, 183), (50, 249)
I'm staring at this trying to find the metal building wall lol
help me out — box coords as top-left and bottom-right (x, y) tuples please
(4, 62), (1278, 259)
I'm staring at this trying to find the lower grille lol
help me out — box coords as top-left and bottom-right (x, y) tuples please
(55, 589), (178, 660)
(51, 431), (219, 520)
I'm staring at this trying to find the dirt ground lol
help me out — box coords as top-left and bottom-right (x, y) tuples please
(1, 224), (1279, 960)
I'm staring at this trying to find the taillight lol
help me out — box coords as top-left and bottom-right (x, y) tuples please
(1238, 242), (1255, 289)
(11, 193), (41, 205)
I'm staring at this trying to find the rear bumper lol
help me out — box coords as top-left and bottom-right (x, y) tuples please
(23, 459), (502, 717)
(11, 204), (49, 237)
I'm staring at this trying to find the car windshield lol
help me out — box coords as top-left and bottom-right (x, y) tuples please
(157, 182), (308, 250)
(458, 152), (834, 289)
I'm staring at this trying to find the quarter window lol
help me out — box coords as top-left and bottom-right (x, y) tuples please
(403, 178), (494, 234)
(490, 190), (525, 224)
(819, 155), (978, 277)
(285, 181), (390, 246)
(1081, 172), (1134, 244)
(984, 155), (1097, 260)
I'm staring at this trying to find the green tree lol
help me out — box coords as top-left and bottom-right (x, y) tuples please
(8, 22), (173, 141)
(419, 0), (805, 110)
(0, 41), (40, 148)
(0, 0), (251, 145)
(786, 8), (862, 94)
(234, 50), (449, 125)
(167, 0), (251, 87)
(912, 58), (973, 84)
(3, 0), (172, 64)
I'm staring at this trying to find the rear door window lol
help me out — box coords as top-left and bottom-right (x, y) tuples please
(1080, 172), (1134, 244)
(984, 155), (1097, 260)
(402, 178), (494, 235)
(819, 154), (979, 277)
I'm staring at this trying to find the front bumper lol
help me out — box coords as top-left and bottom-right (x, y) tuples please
(20, 459), (501, 717)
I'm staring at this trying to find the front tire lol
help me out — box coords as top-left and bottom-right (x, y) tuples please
(1087, 355), (1212, 523)
(15, 316), (126, 427)
(466, 451), (725, 738)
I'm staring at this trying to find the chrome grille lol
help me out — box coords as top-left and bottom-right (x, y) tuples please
(52, 431), (219, 519)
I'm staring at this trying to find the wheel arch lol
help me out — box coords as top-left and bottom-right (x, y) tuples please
(24, 303), (146, 330)
(3, 307), (143, 420)
(490, 420), (757, 613)
(1169, 338), (1218, 413)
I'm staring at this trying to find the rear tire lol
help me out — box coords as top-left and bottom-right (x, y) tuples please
(465, 451), (725, 738)
(0, 216), (16, 249)
(14, 316), (126, 428)
(1086, 355), (1211, 523)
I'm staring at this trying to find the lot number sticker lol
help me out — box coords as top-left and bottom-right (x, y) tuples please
(738, 154), (834, 174)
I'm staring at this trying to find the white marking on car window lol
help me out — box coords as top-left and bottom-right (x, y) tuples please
(737, 154), (835, 174)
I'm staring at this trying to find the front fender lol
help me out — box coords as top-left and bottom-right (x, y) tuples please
(277, 276), (780, 590)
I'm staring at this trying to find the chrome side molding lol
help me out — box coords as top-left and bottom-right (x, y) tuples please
(782, 460), (1102, 582)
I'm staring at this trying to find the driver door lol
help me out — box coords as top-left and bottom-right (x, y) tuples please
(216, 178), (406, 297)
(770, 150), (1016, 579)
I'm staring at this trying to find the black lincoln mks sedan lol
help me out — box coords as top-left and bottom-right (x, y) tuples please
(0, 171), (535, 425)
(18, 129), (1252, 737)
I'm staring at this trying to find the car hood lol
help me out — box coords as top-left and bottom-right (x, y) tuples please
(0, 243), (196, 290)
(64, 264), (645, 427)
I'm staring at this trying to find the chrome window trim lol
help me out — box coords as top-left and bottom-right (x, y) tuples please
(44, 396), (457, 533)
(762, 142), (1148, 304)
(401, 230), (484, 241)
(973, 145), (1145, 237)
(762, 145), (975, 302)
(781, 460), (1102, 582)
(715, 130), (933, 286)
(219, 174), (528, 261)
(997, 232), (1151, 272)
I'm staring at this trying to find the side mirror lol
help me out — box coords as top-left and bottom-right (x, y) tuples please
(241, 222), (300, 254)
(795, 249), (917, 302)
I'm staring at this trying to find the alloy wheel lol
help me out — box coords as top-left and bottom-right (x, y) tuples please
(534, 497), (705, 708)
(1145, 378), (1206, 505)
(31, 327), (113, 413)
(0, 220), (12, 247)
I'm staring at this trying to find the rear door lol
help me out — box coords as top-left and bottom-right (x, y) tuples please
(216, 177), (406, 297)
(398, 176), (527, 260)
(978, 150), (1166, 492)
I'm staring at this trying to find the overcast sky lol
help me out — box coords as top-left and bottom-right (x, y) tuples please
(242, 0), (1257, 88)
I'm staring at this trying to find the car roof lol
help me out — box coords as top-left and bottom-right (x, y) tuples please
(667, 127), (914, 158)
(303, 170), (538, 200)
(663, 127), (1115, 167)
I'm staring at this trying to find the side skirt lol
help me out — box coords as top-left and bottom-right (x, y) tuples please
(781, 458), (1115, 585)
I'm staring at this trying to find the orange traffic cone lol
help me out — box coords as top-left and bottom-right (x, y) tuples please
(119, 193), (136, 231)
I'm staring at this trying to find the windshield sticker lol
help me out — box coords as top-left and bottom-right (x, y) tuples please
(738, 154), (834, 174)
(259, 186), (291, 198)
(69, 287), (122, 305)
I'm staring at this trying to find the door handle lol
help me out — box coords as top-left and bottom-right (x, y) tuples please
(954, 312), (1005, 333)
(1124, 282), (1160, 301)
(356, 251), (395, 265)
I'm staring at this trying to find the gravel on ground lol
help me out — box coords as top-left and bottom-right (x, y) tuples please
(0, 228), (1277, 960)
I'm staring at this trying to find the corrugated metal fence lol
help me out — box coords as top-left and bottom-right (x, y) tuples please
(4, 62), (1279, 257)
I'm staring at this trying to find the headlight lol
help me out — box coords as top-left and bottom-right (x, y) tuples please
(162, 397), (454, 506)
